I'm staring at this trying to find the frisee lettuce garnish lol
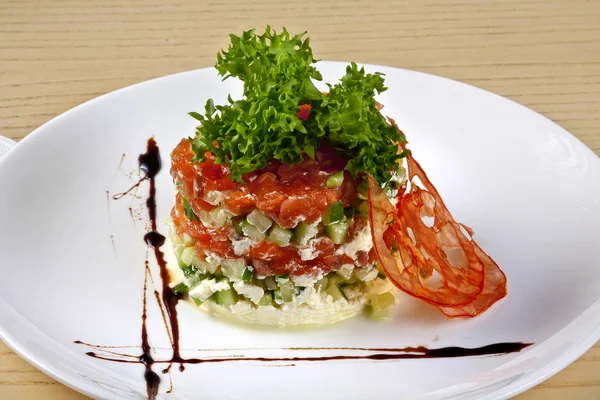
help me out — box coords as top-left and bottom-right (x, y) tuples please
(188, 26), (407, 184)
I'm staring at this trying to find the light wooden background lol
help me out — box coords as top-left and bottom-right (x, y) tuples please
(1, 0), (599, 399)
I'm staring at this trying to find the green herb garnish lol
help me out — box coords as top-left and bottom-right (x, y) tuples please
(189, 26), (406, 184)
(182, 197), (198, 221)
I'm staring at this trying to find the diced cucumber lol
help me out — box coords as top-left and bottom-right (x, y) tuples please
(357, 180), (368, 199)
(325, 221), (348, 244)
(242, 266), (254, 282)
(341, 284), (360, 300)
(204, 257), (221, 275)
(185, 273), (206, 289)
(370, 306), (390, 319)
(247, 209), (273, 233)
(221, 259), (246, 280)
(325, 284), (345, 302)
(258, 292), (273, 307)
(182, 233), (194, 246)
(264, 276), (278, 290)
(190, 256), (208, 273)
(327, 274), (344, 288)
(315, 277), (328, 292)
(278, 280), (295, 302)
(276, 274), (290, 283)
(209, 207), (231, 228)
(268, 224), (293, 246)
(336, 265), (354, 280)
(232, 217), (245, 236)
(191, 297), (203, 307)
(371, 292), (396, 311)
(376, 262), (387, 279)
(354, 267), (377, 282)
(172, 283), (189, 295)
(213, 277), (236, 305)
(293, 222), (319, 245)
(180, 246), (195, 267)
(356, 200), (369, 218)
(252, 278), (266, 290)
(175, 251), (187, 269)
(326, 171), (344, 188)
(240, 220), (266, 242)
(214, 288), (237, 305)
(322, 201), (344, 226)
(273, 289), (284, 305)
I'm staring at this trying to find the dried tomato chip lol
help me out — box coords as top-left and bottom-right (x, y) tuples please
(368, 151), (507, 316)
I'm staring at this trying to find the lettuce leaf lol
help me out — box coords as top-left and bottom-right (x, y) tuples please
(189, 26), (406, 184)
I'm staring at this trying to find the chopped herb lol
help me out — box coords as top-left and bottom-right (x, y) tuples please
(182, 198), (198, 221)
(181, 265), (198, 277)
(242, 266), (254, 283)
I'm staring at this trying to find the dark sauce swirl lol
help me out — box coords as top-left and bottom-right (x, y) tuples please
(77, 138), (532, 400)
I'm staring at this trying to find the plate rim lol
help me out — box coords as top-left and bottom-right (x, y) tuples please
(0, 62), (599, 400)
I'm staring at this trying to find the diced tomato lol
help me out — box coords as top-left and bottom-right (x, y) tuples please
(216, 176), (235, 191)
(223, 192), (256, 215)
(170, 194), (233, 257)
(250, 241), (283, 260)
(278, 197), (321, 228)
(200, 162), (227, 181)
(170, 138), (375, 277)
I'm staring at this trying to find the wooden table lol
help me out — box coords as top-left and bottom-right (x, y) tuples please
(1, 0), (599, 398)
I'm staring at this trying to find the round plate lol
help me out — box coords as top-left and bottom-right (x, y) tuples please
(0, 62), (599, 400)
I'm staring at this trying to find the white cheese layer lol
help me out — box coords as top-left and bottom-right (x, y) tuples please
(334, 222), (373, 260)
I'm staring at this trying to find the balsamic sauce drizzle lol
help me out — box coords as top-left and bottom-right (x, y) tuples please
(78, 138), (532, 400)
(81, 342), (532, 365)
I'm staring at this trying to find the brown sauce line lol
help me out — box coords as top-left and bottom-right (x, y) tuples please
(112, 178), (144, 200)
(83, 342), (532, 365)
(144, 259), (174, 345)
(81, 138), (533, 400)
(140, 261), (160, 400)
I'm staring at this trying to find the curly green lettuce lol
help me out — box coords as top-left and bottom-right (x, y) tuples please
(189, 26), (407, 184)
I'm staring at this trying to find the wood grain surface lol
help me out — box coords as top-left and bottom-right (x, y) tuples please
(0, 0), (599, 399)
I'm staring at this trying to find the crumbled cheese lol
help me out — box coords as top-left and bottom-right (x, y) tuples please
(390, 168), (406, 186)
(204, 252), (222, 274)
(297, 237), (326, 261)
(298, 247), (318, 261)
(210, 280), (231, 292)
(230, 300), (253, 313)
(233, 281), (265, 305)
(188, 278), (230, 301)
(188, 280), (214, 301)
(334, 223), (373, 260)
(387, 168), (406, 206)
(231, 237), (252, 256)
(291, 272), (323, 287)
(336, 264), (354, 280)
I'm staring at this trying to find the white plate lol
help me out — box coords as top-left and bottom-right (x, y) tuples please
(0, 136), (16, 158)
(0, 62), (599, 400)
